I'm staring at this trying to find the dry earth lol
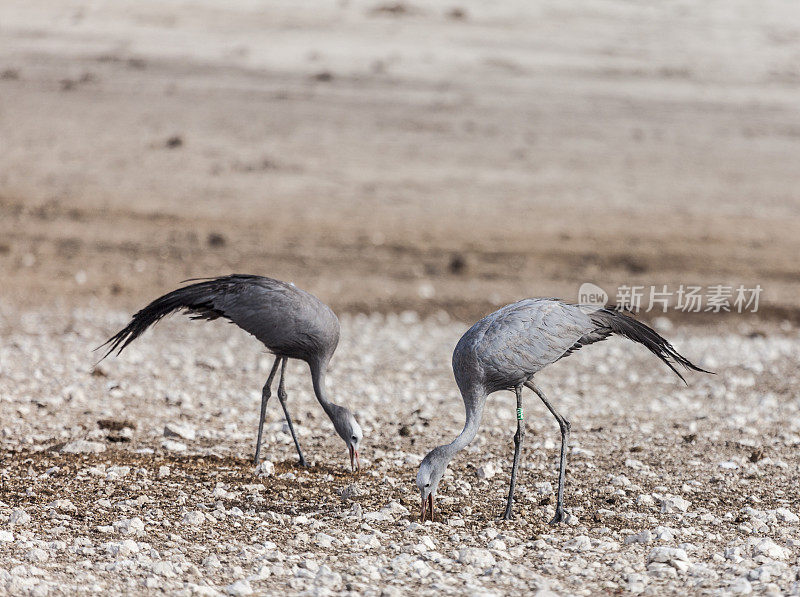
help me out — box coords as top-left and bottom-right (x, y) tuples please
(2, 0), (800, 595)
(0, 306), (799, 595)
(1, 0), (800, 320)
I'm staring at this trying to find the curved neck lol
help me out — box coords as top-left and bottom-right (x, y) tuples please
(442, 388), (486, 459)
(309, 359), (336, 420)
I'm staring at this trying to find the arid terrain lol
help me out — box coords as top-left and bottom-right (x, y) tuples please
(1, 0), (800, 320)
(1, 308), (799, 595)
(1, 0), (799, 595)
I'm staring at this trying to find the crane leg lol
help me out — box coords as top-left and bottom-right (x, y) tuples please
(525, 380), (570, 525)
(502, 384), (525, 520)
(254, 356), (282, 465)
(277, 358), (308, 467)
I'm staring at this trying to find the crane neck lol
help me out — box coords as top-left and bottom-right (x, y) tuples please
(442, 388), (486, 459)
(309, 359), (336, 419)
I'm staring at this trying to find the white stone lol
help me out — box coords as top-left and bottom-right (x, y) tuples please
(654, 526), (675, 541)
(248, 565), (272, 581)
(648, 546), (689, 570)
(152, 561), (176, 577)
(476, 462), (496, 479)
(420, 535), (436, 550)
(314, 564), (341, 586)
(458, 547), (496, 568)
(187, 584), (219, 596)
(660, 495), (691, 513)
(105, 465), (130, 480)
(610, 474), (631, 487)
(448, 517), (466, 527)
(59, 440), (106, 454)
(625, 530), (653, 545)
(164, 422), (196, 440)
(774, 507), (799, 523)
(636, 494), (655, 507)
(105, 539), (140, 557)
(487, 539), (506, 551)
(729, 577), (753, 595)
(114, 517), (145, 535)
(27, 548), (49, 563)
(0, 531), (14, 542)
(9, 509), (31, 526)
(315, 532), (335, 548)
(182, 511), (206, 526)
(748, 564), (776, 582)
(158, 465), (170, 478)
(162, 439), (187, 452)
(725, 546), (743, 562)
(339, 483), (360, 500)
(225, 580), (253, 596)
(357, 533), (381, 549)
(625, 572), (648, 593)
(647, 562), (678, 578)
(47, 499), (77, 513)
(363, 511), (392, 522)
(255, 461), (274, 477)
(565, 535), (592, 551)
(752, 538), (788, 560)
(382, 500), (409, 516)
(410, 558), (432, 577)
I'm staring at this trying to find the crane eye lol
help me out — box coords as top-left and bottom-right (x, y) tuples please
(425, 483), (430, 487)
(351, 435), (357, 441)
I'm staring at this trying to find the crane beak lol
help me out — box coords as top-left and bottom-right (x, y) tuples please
(420, 493), (434, 522)
(349, 445), (360, 472)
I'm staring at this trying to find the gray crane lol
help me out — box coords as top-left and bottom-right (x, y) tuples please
(416, 298), (709, 524)
(99, 274), (362, 471)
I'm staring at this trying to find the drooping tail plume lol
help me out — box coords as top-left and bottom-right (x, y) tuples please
(589, 307), (713, 384)
(96, 277), (233, 360)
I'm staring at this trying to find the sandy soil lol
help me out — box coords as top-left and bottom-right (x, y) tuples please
(1, 0), (799, 320)
(0, 306), (799, 595)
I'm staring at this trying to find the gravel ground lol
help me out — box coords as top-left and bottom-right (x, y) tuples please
(1, 306), (799, 595)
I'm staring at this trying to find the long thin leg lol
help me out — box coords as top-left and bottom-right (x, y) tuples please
(277, 358), (308, 467)
(525, 380), (571, 525)
(502, 384), (525, 520)
(254, 356), (282, 465)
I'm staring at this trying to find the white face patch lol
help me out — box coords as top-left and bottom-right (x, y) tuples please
(416, 460), (436, 495)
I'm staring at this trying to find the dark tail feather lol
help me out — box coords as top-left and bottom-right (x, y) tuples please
(95, 280), (225, 361)
(590, 308), (713, 384)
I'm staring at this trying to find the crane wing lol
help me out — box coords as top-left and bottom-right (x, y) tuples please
(469, 298), (708, 390)
(98, 274), (337, 360)
(473, 299), (595, 387)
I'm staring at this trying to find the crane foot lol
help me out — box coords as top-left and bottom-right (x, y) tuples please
(548, 509), (565, 525)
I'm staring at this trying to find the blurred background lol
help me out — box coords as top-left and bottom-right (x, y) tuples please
(1, 0), (798, 323)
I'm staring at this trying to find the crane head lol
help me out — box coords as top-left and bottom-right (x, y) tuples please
(330, 405), (362, 472)
(416, 446), (449, 522)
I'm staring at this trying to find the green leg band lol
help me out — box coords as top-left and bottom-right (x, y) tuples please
(516, 407), (523, 420)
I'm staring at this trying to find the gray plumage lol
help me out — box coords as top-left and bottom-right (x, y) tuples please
(417, 298), (710, 524)
(99, 274), (362, 471)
